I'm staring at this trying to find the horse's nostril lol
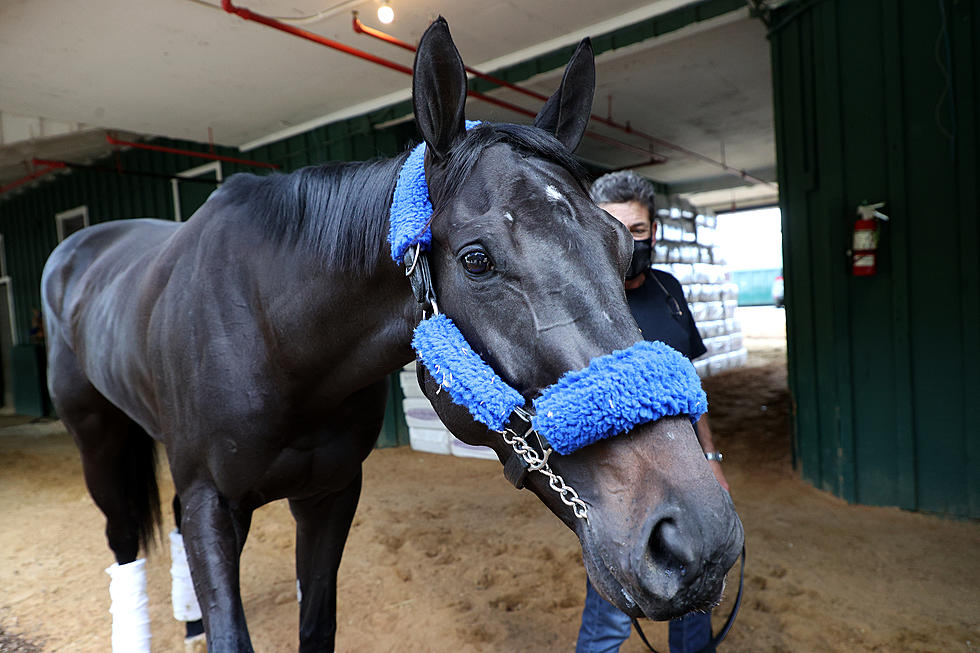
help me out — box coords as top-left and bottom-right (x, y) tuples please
(648, 518), (698, 576)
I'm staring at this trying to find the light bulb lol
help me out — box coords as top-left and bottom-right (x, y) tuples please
(377, 2), (394, 23)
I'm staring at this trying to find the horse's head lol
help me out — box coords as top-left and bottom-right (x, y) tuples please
(408, 18), (743, 621)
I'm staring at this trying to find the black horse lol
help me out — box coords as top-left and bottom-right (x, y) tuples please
(42, 18), (742, 652)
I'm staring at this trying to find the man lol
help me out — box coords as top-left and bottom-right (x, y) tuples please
(576, 171), (728, 653)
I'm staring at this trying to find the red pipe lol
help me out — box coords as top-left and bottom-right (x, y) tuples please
(352, 14), (661, 160)
(352, 16), (777, 188)
(464, 87), (666, 160)
(354, 15), (551, 104)
(221, 0), (412, 76)
(0, 162), (64, 196)
(106, 134), (279, 169)
(222, 0), (664, 163)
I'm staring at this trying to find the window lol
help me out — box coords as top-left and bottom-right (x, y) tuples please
(56, 206), (89, 242)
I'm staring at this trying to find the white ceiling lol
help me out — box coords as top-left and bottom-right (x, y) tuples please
(0, 0), (777, 209)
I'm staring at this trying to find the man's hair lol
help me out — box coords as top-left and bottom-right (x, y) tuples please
(590, 171), (657, 223)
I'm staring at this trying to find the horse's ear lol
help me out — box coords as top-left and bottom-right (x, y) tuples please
(533, 38), (595, 152)
(413, 17), (467, 161)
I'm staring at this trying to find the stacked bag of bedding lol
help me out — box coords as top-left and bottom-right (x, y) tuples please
(399, 361), (498, 458)
(651, 200), (748, 379)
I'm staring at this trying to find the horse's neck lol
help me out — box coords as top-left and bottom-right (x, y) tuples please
(248, 174), (419, 392)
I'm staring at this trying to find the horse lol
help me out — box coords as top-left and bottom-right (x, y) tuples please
(41, 18), (743, 653)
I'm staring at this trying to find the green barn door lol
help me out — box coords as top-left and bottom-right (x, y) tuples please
(173, 162), (221, 222)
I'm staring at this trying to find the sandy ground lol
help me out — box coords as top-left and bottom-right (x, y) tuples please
(1, 307), (978, 652)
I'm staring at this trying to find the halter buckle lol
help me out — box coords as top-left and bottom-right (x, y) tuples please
(404, 243), (439, 316)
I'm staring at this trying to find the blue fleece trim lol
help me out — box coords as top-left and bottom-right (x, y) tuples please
(389, 120), (482, 263)
(412, 317), (707, 452)
(412, 313), (525, 431)
(532, 341), (707, 455)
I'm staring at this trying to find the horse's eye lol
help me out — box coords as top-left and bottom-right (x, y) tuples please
(461, 250), (493, 275)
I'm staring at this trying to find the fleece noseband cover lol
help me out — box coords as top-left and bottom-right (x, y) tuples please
(390, 125), (707, 455)
(411, 315), (706, 455)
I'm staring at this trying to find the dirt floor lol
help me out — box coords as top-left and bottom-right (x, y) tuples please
(1, 307), (978, 652)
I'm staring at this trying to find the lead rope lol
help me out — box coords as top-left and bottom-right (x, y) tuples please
(631, 545), (745, 653)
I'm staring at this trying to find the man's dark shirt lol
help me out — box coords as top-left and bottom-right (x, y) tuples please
(626, 268), (707, 361)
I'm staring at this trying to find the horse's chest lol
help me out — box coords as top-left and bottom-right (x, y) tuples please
(240, 429), (369, 501)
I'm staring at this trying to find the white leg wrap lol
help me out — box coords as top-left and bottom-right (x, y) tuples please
(169, 529), (203, 622)
(106, 559), (152, 653)
(297, 578), (302, 604)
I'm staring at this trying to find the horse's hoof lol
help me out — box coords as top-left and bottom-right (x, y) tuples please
(184, 633), (207, 653)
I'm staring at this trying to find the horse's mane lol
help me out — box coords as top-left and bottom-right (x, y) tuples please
(214, 123), (588, 273)
(216, 154), (408, 272)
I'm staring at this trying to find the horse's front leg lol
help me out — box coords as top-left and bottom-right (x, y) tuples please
(179, 482), (255, 653)
(289, 471), (362, 653)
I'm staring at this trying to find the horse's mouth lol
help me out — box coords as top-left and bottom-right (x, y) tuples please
(580, 527), (733, 621)
(581, 541), (645, 618)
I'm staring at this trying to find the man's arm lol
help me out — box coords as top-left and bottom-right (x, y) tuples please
(694, 413), (729, 492)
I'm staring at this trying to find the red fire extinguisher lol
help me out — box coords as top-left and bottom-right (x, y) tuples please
(851, 202), (889, 276)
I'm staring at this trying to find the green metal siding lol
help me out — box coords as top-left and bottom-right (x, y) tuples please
(12, 344), (49, 417)
(771, 0), (979, 517)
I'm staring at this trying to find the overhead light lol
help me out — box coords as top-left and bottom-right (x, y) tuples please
(377, 1), (394, 24)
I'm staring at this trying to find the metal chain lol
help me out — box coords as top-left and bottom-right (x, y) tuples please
(499, 426), (590, 521)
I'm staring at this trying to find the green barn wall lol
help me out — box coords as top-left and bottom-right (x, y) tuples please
(771, 0), (979, 517)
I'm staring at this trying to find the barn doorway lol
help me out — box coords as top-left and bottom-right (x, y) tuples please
(0, 235), (17, 413)
(171, 161), (222, 222)
(714, 206), (786, 365)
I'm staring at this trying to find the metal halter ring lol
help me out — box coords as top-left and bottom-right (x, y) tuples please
(405, 243), (439, 316)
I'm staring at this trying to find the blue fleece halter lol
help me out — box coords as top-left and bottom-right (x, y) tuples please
(388, 128), (707, 455)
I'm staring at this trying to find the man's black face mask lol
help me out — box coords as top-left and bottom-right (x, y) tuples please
(626, 237), (653, 280)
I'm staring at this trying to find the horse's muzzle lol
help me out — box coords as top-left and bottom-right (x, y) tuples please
(573, 416), (745, 621)
(585, 505), (743, 620)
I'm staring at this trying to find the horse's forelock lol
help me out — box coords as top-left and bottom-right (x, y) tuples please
(430, 123), (589, 213)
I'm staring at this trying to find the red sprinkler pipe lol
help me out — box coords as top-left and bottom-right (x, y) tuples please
(465, 88), (667, 160)
(221, 0), (413, 76)
(352, 13), (660, 160)
(106, 134), (279, 169)
(352, 17), (777, 188)
(222, 0), (665, 163)
(353, 14), (552, 105)
(0, 162), (65, 196)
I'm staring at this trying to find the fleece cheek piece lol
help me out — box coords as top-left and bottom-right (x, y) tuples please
(412, 314), (525, 431)
(388, 120), (482, 263)
(412, 316), (707, 454)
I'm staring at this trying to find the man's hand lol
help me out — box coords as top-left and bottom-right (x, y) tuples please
(708, 459), (729, 492)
